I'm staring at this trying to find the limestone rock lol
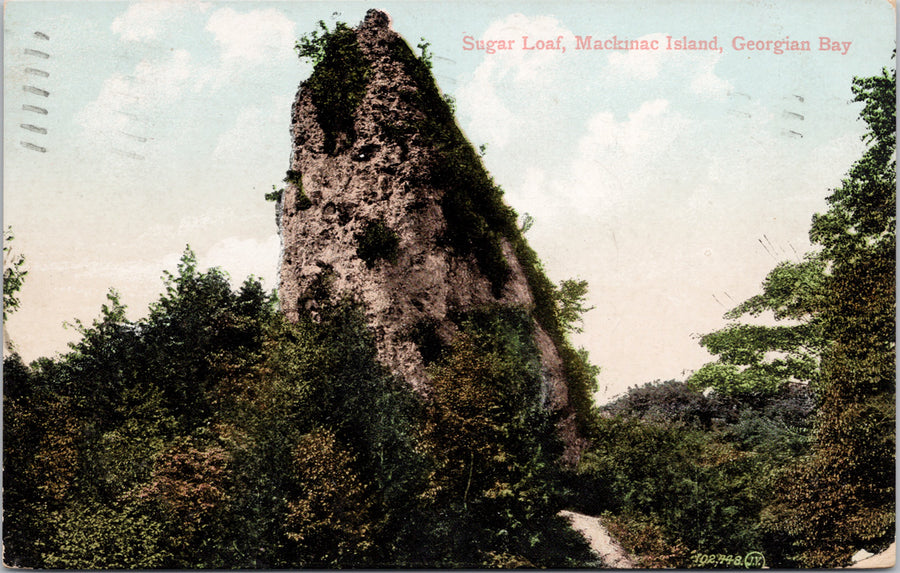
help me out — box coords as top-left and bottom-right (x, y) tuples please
(278, 9), (587, 462)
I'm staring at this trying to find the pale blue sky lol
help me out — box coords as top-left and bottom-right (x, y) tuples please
(3, 0), (895, 402)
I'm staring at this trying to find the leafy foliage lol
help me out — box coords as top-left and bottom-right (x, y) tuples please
(136, 440), (232, 563)
(264, 185), (283, 202)
(512, 241), (600, 432)
(43, 498), (172, 569)
(294, 21), (330, 66)
(355, 219), (400, 268)
(416, 38), (433, 69)
(553, 278), (595, 334)
(571, 379), (816, 567)
(689, 254), (826, 398)
(284, 170), (312, 211)
(3, 226), (28, 321)
(763, 65), (896, 568)
(285, 428), (373, 566)
(603, 379), (740, 428)
(418, 306), (597, 567)
(809, 69), (896, 264)
(601, 511), (690, 568)
(672, 64), (895, 568)
(3, 376), (81, 567)
(3, 245), (599, 568)
(581, 417), (766, 562)
(296, 21), (371, 153)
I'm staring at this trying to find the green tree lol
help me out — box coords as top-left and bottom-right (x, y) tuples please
(140, 248), (274, 429)
(3, 386), (81, 567)
(553, 278), (595, 334)
(136, 439), (232, 567)
(3, 226), (27, 322)
(576, 414), (768, 567)
(766, 64), (896, 567)
(223, 299), (430, 568)
(689, 254), (826, 398)
(43, 498), (171, 569)
(419, 308), (595, 567)
(285, 428), (374, 566)
(571, 373), (818, 567)
(3, 248), (279, 568)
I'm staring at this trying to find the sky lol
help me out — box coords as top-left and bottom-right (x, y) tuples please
(3, 0), (896, 403)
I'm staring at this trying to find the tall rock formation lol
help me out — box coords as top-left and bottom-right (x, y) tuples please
(278, 9), (590, 461)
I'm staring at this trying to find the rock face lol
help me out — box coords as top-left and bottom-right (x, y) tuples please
(278, 9), (586, 461)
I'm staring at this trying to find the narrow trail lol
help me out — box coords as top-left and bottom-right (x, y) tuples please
(560, 510), (636, 568)
(561, 511), (896, 570)
(847, 543), (896, 569)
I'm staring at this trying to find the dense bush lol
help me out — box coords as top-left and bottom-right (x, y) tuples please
(355, 219), (400, 268)
(602, 379), (741, 428)
(296, 22), (371, 153)
(569, 379), (818, 567)
(601, 510), (689, 568)
(284, 170), (312, 211)
(3, 251), (598, 568)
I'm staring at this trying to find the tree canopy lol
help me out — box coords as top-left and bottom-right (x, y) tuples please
(3, 247), (598, 568)
(684, 64), (895, 566)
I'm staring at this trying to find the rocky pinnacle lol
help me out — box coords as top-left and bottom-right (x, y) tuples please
(278, 9), (586, 462)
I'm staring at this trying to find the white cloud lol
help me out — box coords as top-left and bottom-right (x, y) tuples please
(212, 96), (293, 165)
(689, 55), (731, 97)
(77, 48), (193, 118)
(580, 99), (682, 155)
(568, 99), (690, 210)
(213, 106), (266, 160)
(134, 49), (194, 101)
(605, 34), (732, 99)
(478, 13), (571, 84)
(456, 62), (519, 148)
(456, 14), (572, 149)
(111, 1), (209, 42)
(75, 49), (194, 157)
(205, 7), (296, 66)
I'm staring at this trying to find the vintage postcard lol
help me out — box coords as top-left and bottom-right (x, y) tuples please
(3, 0), (895, 568)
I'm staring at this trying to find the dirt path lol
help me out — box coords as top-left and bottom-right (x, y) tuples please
(560, 510), (636, 568)
(848, 543), (896, 569)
